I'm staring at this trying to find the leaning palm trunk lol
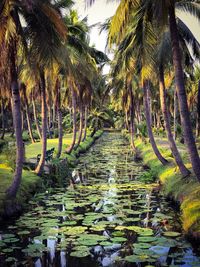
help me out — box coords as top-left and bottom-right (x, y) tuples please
(67, 88), (77, 154)
(174, 89), (178, 140)
(144, 80), (168, 165)
(56, 80), (62, 158)
(1, 101), (5, 140)
(129, 84), (136, 152)
(22, 84), (35, 143)
(75, 103), (84, 149)
(169, 4), (200, 181)
(196, 81), (200, 137)
(125, 109), (129, 131)
(82, 106), (88, 142)
(7, 40), (24, 198)
(35, 71), (47, 175)
(32, 96), (42, 140)
(159, 65), (190, 177)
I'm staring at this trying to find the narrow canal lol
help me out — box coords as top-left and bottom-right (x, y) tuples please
(0, 132), (200, 267)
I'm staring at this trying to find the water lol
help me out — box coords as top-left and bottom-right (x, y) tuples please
(0, 132), (200, 267)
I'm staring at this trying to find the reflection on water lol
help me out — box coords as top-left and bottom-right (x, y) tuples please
(0, 132), (200, 267)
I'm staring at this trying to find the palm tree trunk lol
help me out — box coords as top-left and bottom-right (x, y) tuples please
(67, 88), (77, 154)
(56, 80), (62, 158)
(1, 100), (5, 140)
(7, 39), (24, 198)
(82, 106), (88, 142)
(196, 80), (200, 137)
(129, 84), (136, 152)
(75, 103), (84, 149)
(144, 80), (168, 165)
(21, 110), (24, 132)
(35, 71), (47, 175)
(32, 95), (42, 140)
(174, 89), (178, 140)
(125, 109), (129, 130)
(159, 65), (190, 177)
(22, 84), (35, 143)
(169, 4), (200, 181)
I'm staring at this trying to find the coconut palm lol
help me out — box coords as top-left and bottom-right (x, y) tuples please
(108, 0), (200, 179)
(0, 0), (67, 196)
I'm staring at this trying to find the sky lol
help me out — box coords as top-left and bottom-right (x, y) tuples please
(73, 0), (200, 73)
(73, 0), (119, 52)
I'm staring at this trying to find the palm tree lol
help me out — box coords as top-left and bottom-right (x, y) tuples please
(104, 0), (200, 180)
(20, 83), (35, 143)
(0, 0), (67, 196)
(144, 79), (169, 165)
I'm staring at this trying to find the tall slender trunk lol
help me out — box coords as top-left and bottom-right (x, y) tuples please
(159, 65), (190, 177)
(48, 103), (52, 139)
(67, 88), (77, 153)
(174, 89), (178, 140)
(169, 4), (200, 181)
(21, 84), (35, 143)
(32, 95), (42, 140)
(1, 100), (5, 140)
(56, 80), (62, 158)
(7, 39), (24, 198)
(21, 109), (24, 132)
(35, 71), (47, 175)
(129, 84), (136, 152)
(75, 102), (84, 149)
(144, 80), (168, 165)
(82, 106), (88, 142)
(125, 109), (129, 130)
(196, 81), (200, 137)
(52, 103), (56, 131)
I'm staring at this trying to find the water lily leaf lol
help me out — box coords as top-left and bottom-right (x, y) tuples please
(137, 236), (157, 243)
(70, 250), (90, 258)
(134, 243), (152, 249)
(111, 237), (127, 243)
(163, 231), (181, 237)
(18, 230), (30, 235)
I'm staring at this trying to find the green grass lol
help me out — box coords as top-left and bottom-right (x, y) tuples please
(25, 133), (73, 159)
(0, 163), (40, 215)
(133, 136), (200, 236)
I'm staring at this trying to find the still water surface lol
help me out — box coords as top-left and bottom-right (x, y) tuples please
(0, 133), (200, 267)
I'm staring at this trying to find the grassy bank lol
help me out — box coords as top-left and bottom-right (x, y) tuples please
(0, 130), (103, 219)
(134, 137), (200, 238)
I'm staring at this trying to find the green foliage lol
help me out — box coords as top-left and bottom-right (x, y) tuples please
(2, 145), (16, 171)
(0, 139), (6, 152)
(136, 122), (148, 139)
(138, 170), (156, 183)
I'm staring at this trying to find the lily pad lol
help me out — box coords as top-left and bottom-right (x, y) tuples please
(163, 231), (181, 237)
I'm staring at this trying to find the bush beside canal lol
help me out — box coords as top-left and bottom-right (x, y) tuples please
(0, 130), (103, 219)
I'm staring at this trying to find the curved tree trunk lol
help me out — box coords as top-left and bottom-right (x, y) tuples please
(1, 100), (5, 140)
(56, 80), (63, 158)
(174, 89), (178, 140)
(169, 4), (200, 181)
(125, 109), (129, 131)
(82, 106), (88, 142)
(159, 65), (190, 177)
(7, 39), (24, 198)
(21, 84), (35, 143)
(129, 84), (137, 152)
(67, 88), (77, 154)
(32, 95), (42, 140)
(144, 80), (168, 165)
(35, 71), (47, 175)
(196, 80), (200, 137)
(75, 103), (84, 149)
